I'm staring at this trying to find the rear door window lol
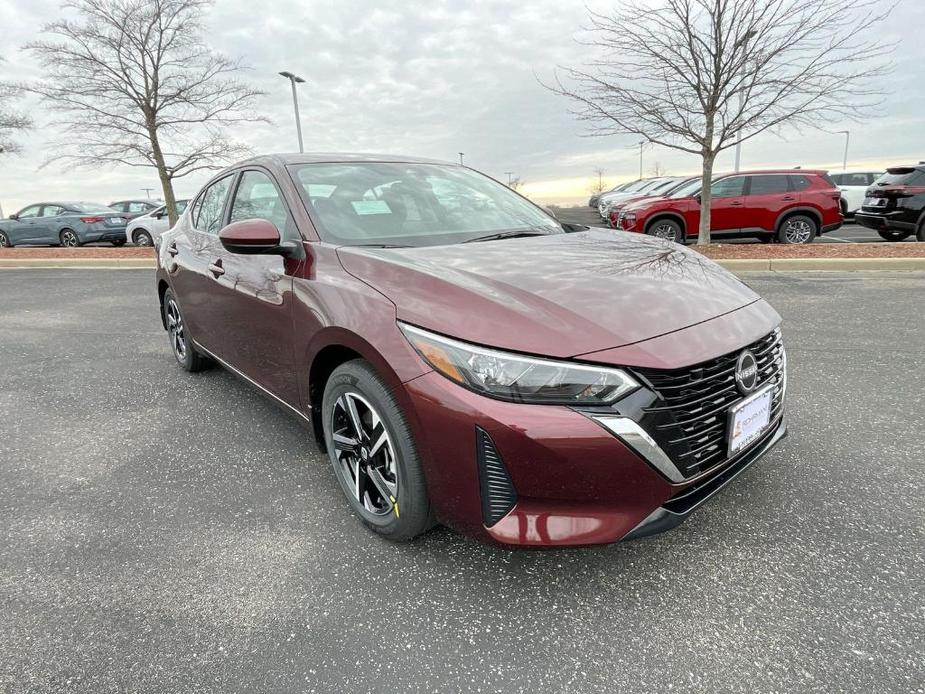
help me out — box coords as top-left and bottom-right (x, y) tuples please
(747, 175), (789, 195)
(789, 175), (812, 191)
(193, 176), (234, 234)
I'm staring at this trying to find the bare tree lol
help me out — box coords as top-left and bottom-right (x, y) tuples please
(25, 0), (267, 223)
(0, 57), (32, 155)
(650, 162), (668, 177)
(590, 167), (607, 193)
(551, 0), (892, 244)
(508, 176), (524, 192)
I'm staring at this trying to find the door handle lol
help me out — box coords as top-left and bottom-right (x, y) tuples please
(730, 201), (743, 206)
(208, 259), (225, 278)
(782, 196), (795, 201)
(167, 243), (179, 257)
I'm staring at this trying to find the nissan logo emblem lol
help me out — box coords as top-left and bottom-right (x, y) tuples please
(735, 350), (759, 395)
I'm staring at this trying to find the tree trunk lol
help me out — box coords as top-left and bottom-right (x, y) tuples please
(697, 150), (715, 246)
(146, 124), (179, 226)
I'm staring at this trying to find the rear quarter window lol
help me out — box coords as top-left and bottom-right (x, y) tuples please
(789, 175), (813, 191)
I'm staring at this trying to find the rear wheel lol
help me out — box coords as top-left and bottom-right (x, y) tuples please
(918, 220), (925, 243)
(133, 229), (154, 247)
(59, 229), (80, 247)
(777, 215), (817, 244)
(162, 289), (209, 372)
(322, 359), (434, 541)
(646, 218), (685, 244)
(0, 230), (11, 248)
(877, 230), (912, 242)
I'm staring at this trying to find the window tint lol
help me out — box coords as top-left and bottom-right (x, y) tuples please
(837, 173), (874, 187)
(711, 176), (746, 198)
(40, 205), (64, 217)
(875, 169), (925, 186)
(17, 205), (41, 219)
(748, 175), (790, 195)
(789, 175), (812, 191)
(193, 176), (233, 234)
(830, 174), (844, 185)
(128, 201), (150, 213)
(867, 173), (882, 185)
(229, 170), (290, 234)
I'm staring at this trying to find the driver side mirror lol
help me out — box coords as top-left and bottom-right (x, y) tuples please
(218, 218), (295, 256)
(8, 214), (18, 220)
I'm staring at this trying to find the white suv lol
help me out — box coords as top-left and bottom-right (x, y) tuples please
(830, 171), (883, 216)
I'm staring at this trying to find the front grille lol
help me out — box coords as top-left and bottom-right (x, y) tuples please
(634, 329), (785, 479)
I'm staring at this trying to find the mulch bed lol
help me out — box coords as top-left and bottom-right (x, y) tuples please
(1, 243), (923, 260)
(693, 242), (925, 259)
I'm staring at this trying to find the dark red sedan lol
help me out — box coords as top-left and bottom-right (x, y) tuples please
(155, 154), (788, 547)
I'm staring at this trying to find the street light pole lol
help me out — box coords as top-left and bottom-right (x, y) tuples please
(733, 30), (758, 173)
(838, 130), (850, 171)
(141, 188), (155, 199)
(504, 171), (514, 186)
(459, 152), (465, 166)
(279, 71), (306, 153)
(638, 141), (644, 179)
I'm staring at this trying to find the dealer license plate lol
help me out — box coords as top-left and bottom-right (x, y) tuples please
(727, 384), (773, 456)
(108, 217), (125, 224)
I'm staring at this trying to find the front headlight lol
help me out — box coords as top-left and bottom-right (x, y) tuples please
(399, 323), (640, 405)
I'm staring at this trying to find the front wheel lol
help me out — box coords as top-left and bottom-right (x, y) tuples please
(877, 230), (911, 242)
(59, 229), (80, 247)
(777, 215), (817, 244)
(322, 359), (434, 541)
(0, 230), (11, 248)
(133, 230), (153, 247)
(646, 219), (685, 244)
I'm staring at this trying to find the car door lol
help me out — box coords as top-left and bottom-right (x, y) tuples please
(9, 205), (45, 244)
(38, 205), (65, 244)
(166, 175), (235, 351)
(206, 168), (300, 406)
(741, 174), (793, 232)
(708, 176), (747, 233)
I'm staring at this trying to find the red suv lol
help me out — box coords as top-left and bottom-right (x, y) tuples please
(615, 170), (842, 244)
(156, 154), (788, 547)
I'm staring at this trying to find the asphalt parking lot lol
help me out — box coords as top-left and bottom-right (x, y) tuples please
(1, 269), (923, 693)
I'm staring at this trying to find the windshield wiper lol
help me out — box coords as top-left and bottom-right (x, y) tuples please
(350, 243), (410, 248)
(462, 229), (552, 244)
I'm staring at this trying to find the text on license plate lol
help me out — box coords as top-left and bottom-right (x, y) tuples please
(108, 217), (124, 224)
(728, 386), (773, 456)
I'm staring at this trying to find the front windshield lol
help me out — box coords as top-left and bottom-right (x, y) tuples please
(291, 162), (561, 247)
(669, 178), (704, 198)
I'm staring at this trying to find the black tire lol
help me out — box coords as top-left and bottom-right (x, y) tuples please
(162, 289), (209, 372)
(877, 230), (912, 242)
(0, 230), (11, 248)
(777, 215), (817, 244)
(59, 229), (80, 247)
(133, 229), (154, 247)
(914, 220), (925, 242)
(322, 359), (434, 541)
(111, 239), (126, 247)
(645, 218), (685, 244)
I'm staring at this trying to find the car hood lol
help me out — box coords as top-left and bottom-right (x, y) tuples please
(336, 229), (760, 358)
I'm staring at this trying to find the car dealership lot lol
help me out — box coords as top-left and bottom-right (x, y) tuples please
(1, 270), (923, 693)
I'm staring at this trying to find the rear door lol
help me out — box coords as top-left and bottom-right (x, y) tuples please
(166, 174), (235, 350)
(37, 205), (66, 243)
(204, 168), (301, 405)
(708, 176), (747, 232)
(742, 174), (793, 232)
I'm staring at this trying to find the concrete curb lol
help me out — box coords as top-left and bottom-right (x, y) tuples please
(1, 256), (924, 272)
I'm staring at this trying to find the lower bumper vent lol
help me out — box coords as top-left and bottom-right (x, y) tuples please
(476, 427), (517, 526)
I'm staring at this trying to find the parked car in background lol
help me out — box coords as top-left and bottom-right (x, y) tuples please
(589, 181), (633, 208)
(126, 200), (189, 246)
(156, 153), (788, 547)
(615, 170), (842, 244)
(0, 201), (129, 247)
(109, 199), (162, 220)
(854, 164), (925, 241)
(606, 177), (695, 227)
(830, 171), (883, 216)
(597, 177), (672, 219)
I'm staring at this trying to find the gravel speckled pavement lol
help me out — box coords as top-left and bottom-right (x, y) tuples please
(1, 269), (923, 693)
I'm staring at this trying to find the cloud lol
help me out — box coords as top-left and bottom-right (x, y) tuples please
(1, 0), (923, 212)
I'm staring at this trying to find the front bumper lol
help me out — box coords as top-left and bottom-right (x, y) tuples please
(403, 368), (787, 548)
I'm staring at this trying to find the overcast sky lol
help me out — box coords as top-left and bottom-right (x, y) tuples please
(0, 0), (921, 213)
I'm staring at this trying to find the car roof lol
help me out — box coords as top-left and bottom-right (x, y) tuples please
(111, 199), (159, 204)
(231, 152), (458, 167)
(24, 201), (106, 208)
(717, 169), (830, 176)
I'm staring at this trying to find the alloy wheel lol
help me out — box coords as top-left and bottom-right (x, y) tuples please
(330, 392), (399, 516)
(650, 223), (677, 241)
(60, 230), (79, 247)
(0, 232), (9, 247)
(165, 298), (187, 361)
(134, 231), (153, 247)
(784, 219), (813, 244)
